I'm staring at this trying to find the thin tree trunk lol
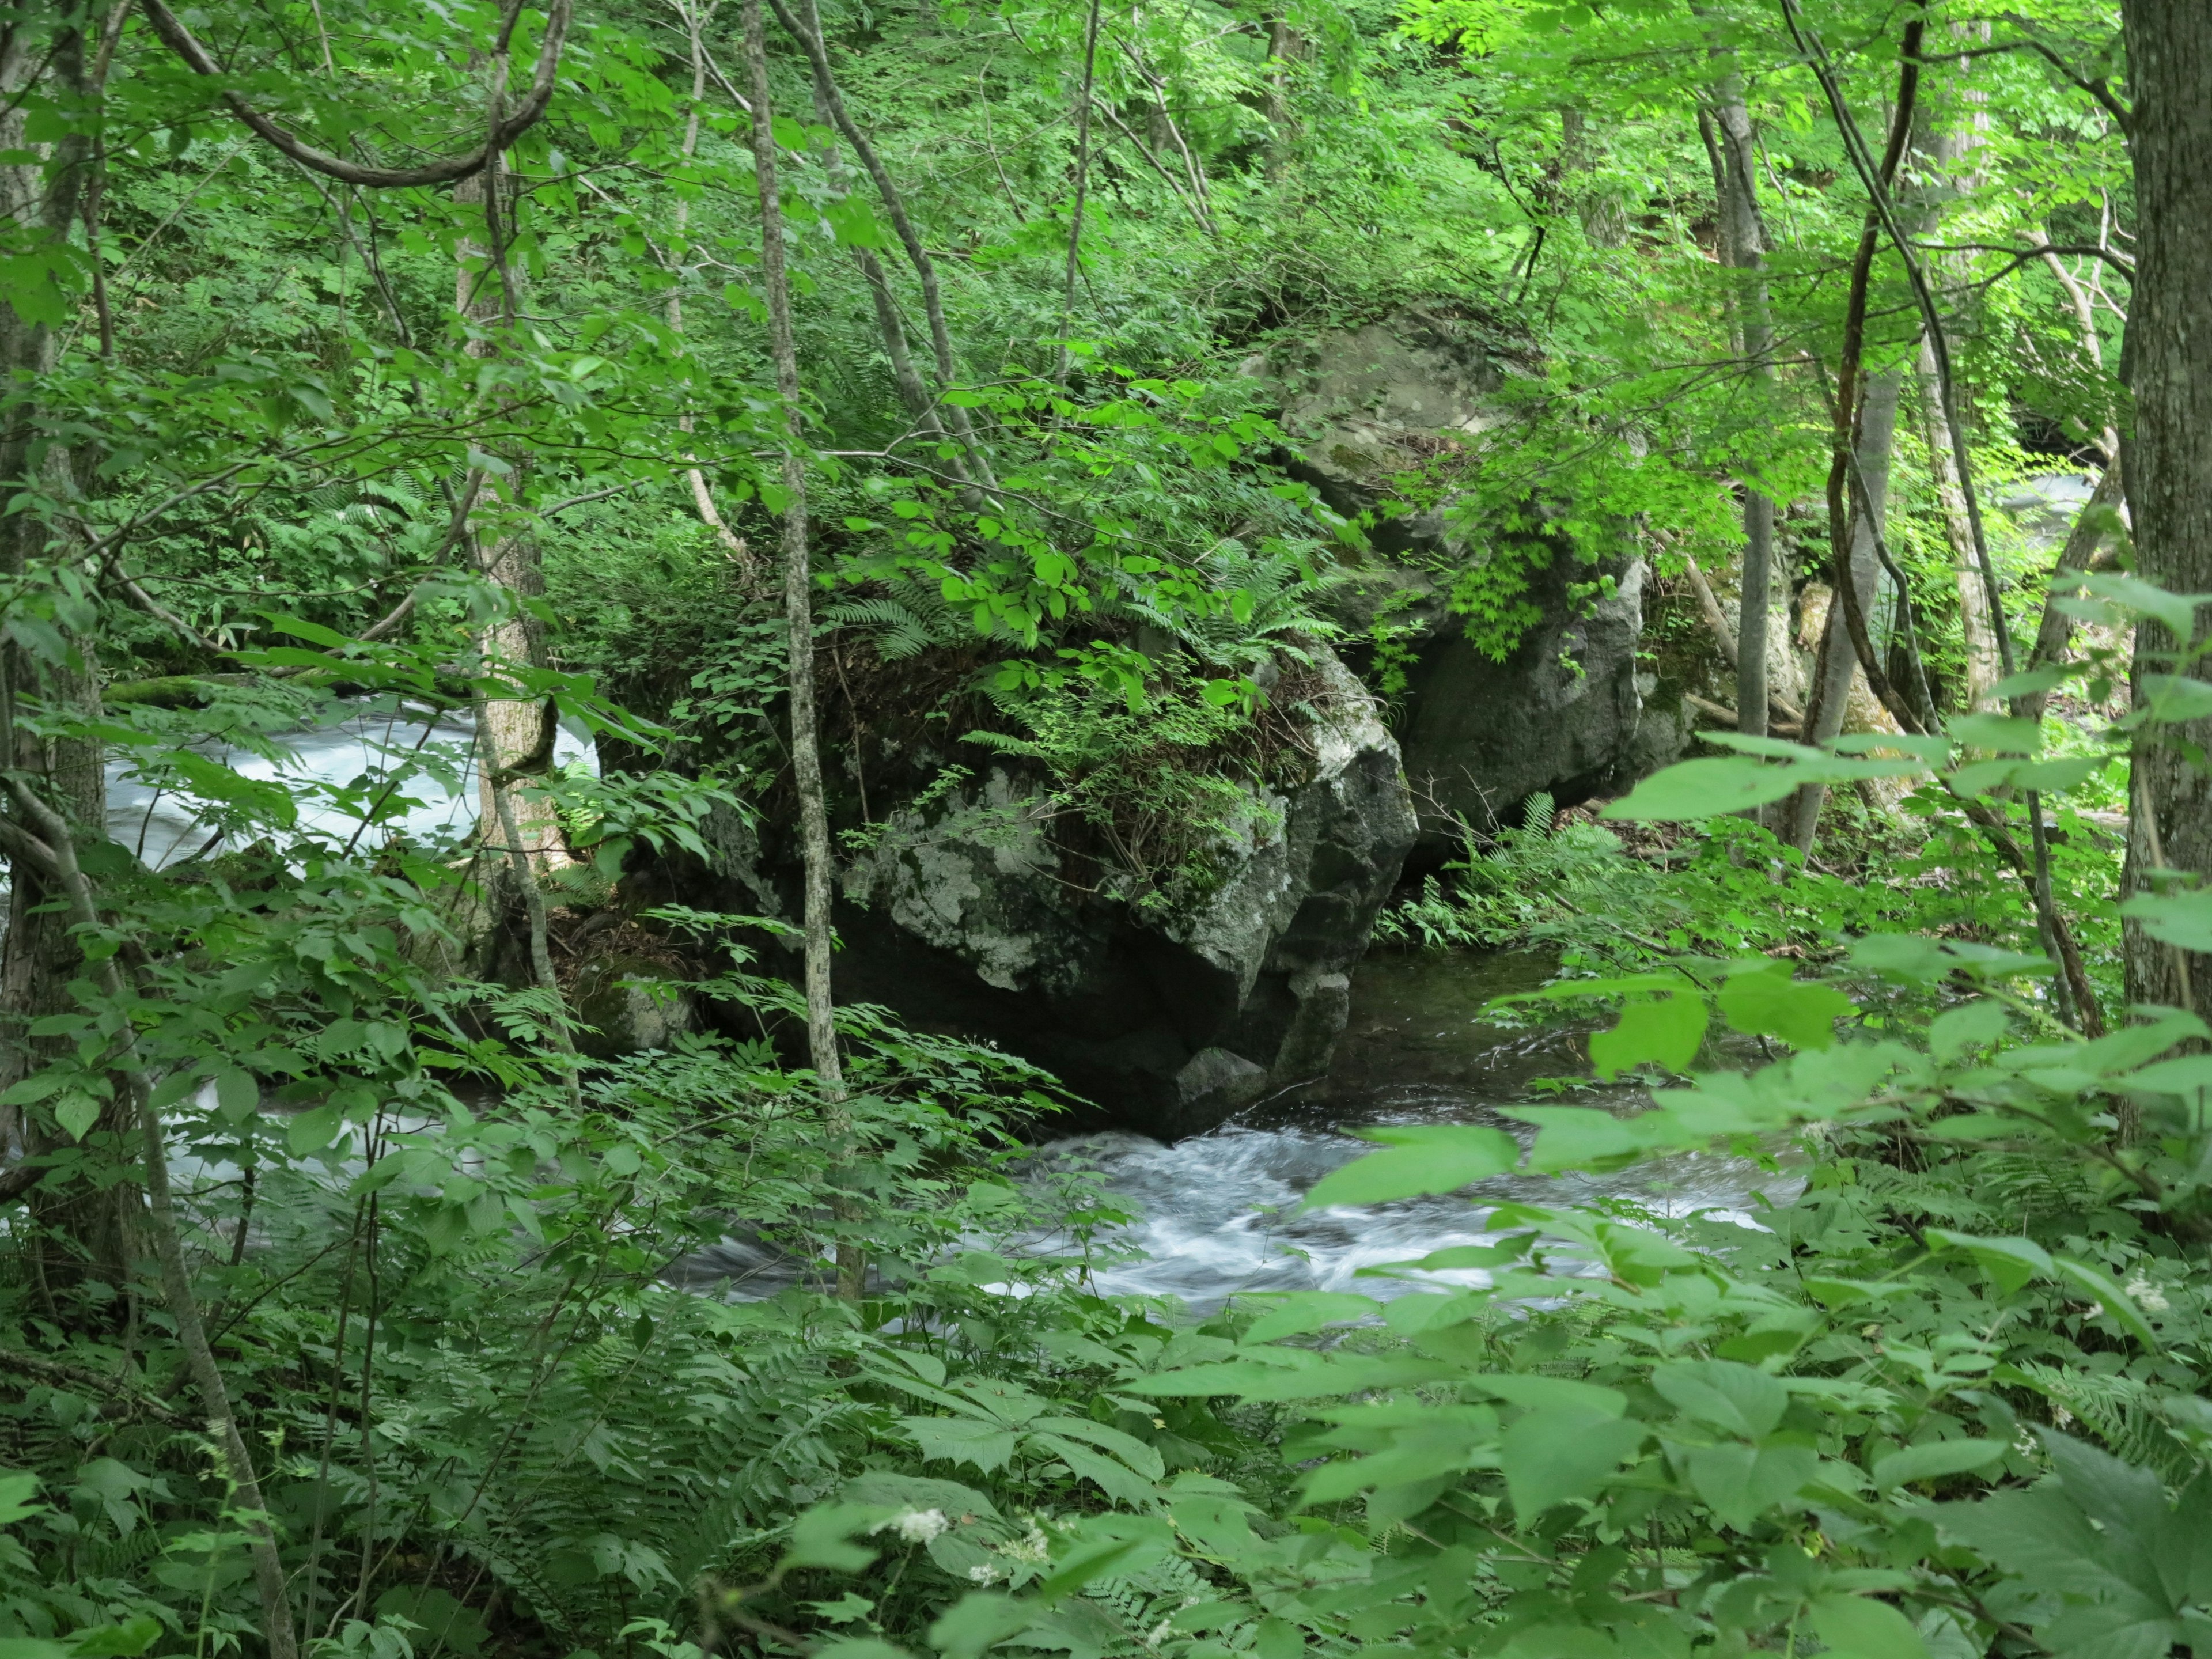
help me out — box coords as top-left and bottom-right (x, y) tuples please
(455, 156), (569, 870)
(2119, 0), (2212, 1025)
(1710, 70), (1777, 748)
(768, 0), (997, 494)
(1787, 18), (1924, 853)
(1919, 332), (2000, 709)
(1789, 363), (1904, 849)
(1055, 0), (1101, 384)
(1263, 16), (1298, 181)
(744, 0), (862, 1303)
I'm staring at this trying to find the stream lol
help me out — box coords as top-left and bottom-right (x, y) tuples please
(671, 949), (1800, 1309)
(1003, 950), (1796, 1310)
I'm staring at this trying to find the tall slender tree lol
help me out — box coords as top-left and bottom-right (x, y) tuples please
(2119, 0), (2212, 1022)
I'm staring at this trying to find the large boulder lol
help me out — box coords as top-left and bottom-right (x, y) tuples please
(693, 647), (1416, 1141)
(1259, 309), (1646, 853)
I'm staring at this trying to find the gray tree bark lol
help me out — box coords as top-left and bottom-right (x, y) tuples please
(1709, 73), (1778, 746)
(2119, 0), (2212, 1020)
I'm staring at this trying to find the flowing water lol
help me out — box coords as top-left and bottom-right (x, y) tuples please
(1011, 950), (1797, 1310)
(671, 949), (1800, 1307)
(104, 699), (594, 870)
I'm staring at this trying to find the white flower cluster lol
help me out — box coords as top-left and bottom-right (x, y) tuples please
(1001, 1522), (1051, 1564)
(2125, 1273), (2172, 1313)
(872, 1508), (950, 1544)
(968, 1563), (1005, 1585)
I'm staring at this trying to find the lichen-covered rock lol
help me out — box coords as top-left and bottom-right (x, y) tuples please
(1258, 309), (1646, 849)
(727, 646), (1415, 1141)
(573, 953), (698, 1058)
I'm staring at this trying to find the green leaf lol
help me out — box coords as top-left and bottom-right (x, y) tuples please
(1924, 1230), (2052, 1297)
(930, 1593), (1034, 1659)
(783, 1503), (883, 1572)
(1590, 991), (1708, 1078)
(1601, 757), (1800, 820)
(2050, 1256), (2161, 1346)
(1500, 1407), (1645, 1517)
(1870, 1439), (2008, 1489)
(287, 1105), (344, 1158)
(1029, 1419), (1164, 1481)
(2139, 673), (2212, 724)
(1715, 961), (1853, 1050)
(1030, 1436), (1158, 1506)
(1810, 1593), (1930, 1659)
(0, 1474), (43, 1527)
(213, 1070), (259, 1120)
(2120, 889), (2212, 953)
(53, 1093), (101, 1143)
(1684, 1443), (1817, 1531)
(900, 1416), (1019, 1475)
(1652, 1360), (1786, 1440)
(1303, 1126), (1520, 1207)
(1945, 713), (2041, 755)
(1129, 1355), (1455, 1401)
(1037, 1516), (1175, 1601)
(1242, 1292), (1383, 1342)
(1929, 999), (2008, 1061)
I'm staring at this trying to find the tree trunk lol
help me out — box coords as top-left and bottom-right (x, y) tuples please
(2119, 0), (2212, 1020)
(1710, 75), (1778, 749)
(1789, 363), (1904, 848)
(1918, 333), (2000, 710)
(0, 0), (144, 1305)
(744, 0), (862, 1302)
(454, 162), (569, 870)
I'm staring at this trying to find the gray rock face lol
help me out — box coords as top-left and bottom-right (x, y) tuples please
(1262, 310), (1646, 850)
(1394, 554), (1645, 848)
(573, 953), (699, 1058)
(716, 647), (1415, 1141)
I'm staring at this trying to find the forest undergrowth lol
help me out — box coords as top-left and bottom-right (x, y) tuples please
(2, 0), (2209, 1653)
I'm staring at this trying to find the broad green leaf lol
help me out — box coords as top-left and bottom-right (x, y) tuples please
(1303, 1125), (1520, 1207)
(1925, 1230), (2052, 1296)
(1870, 1439), (2007, 1489)
(1501, 1408), (1645, 1517)
(901, 1417), (1019, 1475)
(1652, 1360), (1786, 1440)
(1929, 999), (2008, 1061)
(1590, 991), (1707, 1078)
(1810, 1593), (1930, 1659)
(1029, 1419), (1165, 1482)
(783, 1503), (882, 1572)
(2139, 673), (2212, 724)
(1128, 1356), (1456, 1401)
(931, 1595), (1033, 1659)
(1037, 1516), (1174, 1600)
(2120, 890), (2212, 953)
(1715, 961), (1852, 1050)
(2078, 571), (2211, 641)
(1684, 1443), (1817, 1531)
(1945, 713), (2040, 755)
(843, 1474), (1000, 1522)
(1601, 757), (1799, 820)
(53, 1093), (101, 1143)
(2050, 1257), (2161, 1346)
(1030, 1436), (1158, 1506)
(1242, 1293), (1383, 1343)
